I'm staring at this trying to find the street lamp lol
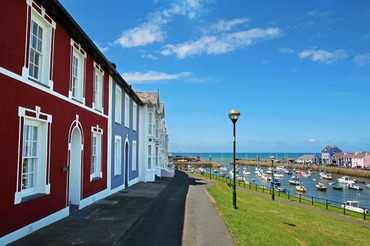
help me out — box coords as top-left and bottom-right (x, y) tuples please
(270, 155), (275, 201)
(209, 155), (212, 179)
(229, 109), (241, 209)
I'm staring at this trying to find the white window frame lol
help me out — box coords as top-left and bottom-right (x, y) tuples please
(91, 126), (103, 180)
(124, 94), (130, 128)
(155, 146), (159, 167)
(115, 86), (122, 124)
(132, 140), (137, 172)
(25, 2), (56, 88)
(133, 102), (137, 131)
(114, 136), (122, 176)
(155, 119), (159, 138)
(148, 145), (152, 170)
(148, 112), (153, 135)
(93, 63), (104, 112)
(70, 40), (86, 104)
(15, 106), (52, 204)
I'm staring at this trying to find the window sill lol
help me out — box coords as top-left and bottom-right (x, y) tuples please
(114, 174), (121, 178)
(91, 176), (102, 181)
(28, 77), (50, 88)
(21, 192), (48, 203)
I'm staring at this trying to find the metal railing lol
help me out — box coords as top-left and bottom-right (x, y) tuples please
(195, 171), (369, 220)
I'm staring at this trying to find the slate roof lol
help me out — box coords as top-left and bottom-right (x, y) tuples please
(333, 152), (345, 159)
(136, 91), (159, 105)
(297, 154), (318, 160)
(353, 152), (367, 159)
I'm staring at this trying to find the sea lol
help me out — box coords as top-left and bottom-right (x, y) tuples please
(172, 152), (370, 210)
(171, 152), (320, 162)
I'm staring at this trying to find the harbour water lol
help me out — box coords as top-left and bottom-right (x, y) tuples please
(173, 153), (370, 209)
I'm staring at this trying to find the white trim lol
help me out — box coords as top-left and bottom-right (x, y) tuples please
(115, 86), (122, 124)
(79, 188), (109, 209)
(15, 106), (52, 204)
(107, 75), (113, 191)
(0, 67), (108, 119)
(114, 135), (122, 176)
(128, 177), (139, 187)
(0, 207), (69, 246)
(124, 93), (130, 128)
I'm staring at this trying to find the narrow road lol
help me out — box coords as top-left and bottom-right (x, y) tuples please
(117, 171), (236, 246)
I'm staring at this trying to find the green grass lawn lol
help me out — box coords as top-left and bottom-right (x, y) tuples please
(187, 172), (370, 245)
(207, 183), (369, 246)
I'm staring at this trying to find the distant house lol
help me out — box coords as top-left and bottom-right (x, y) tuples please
(342, 153), (356, 168)
(137, 91), (168, 182)
(331, 152), (345, 166)
(352, 152), (370, 169)
(321, 145), (342, 165)
(296, 154), (320, 164)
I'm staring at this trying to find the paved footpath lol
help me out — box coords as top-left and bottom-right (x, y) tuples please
(181, 174), (237, 246)
(117, 171), (236, 246)
(9, 171), (236, 246)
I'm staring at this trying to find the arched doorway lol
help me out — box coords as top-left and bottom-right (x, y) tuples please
(125, 142), (129, 187)
(69, 127), (82, 206)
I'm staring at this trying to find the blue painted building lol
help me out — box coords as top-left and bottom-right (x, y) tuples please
(321, 145), (342, 165)
(109, 68), (143, 194)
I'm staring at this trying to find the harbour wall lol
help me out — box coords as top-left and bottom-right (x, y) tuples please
(234, 159), (370, 178)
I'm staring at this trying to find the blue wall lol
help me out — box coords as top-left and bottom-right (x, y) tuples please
(111, 82), (139, 190)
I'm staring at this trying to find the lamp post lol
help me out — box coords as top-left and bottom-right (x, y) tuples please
(270, 155), (275, 201)
(229, 109), (241, 209)
(209, 155), (212, 179)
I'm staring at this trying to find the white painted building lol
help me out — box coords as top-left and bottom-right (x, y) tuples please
(137, 91), (169, 182)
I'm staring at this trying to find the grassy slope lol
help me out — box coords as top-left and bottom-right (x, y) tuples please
(206, 183), (370, 246)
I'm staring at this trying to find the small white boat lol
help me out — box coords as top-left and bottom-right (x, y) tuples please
(289, 179), (299, 185)
(243, 170), (251, 176)
(237, 176), (243, 181)
(348, 184), (363, 190)
(296, 185), (307, 192)
(213, 169), (219, 173)
(337, 176), (355, 184)
(273, 173), (284, 178)
(316, 183), (327, 191)
(342, 201), (368, 214)
(320, 172), (333, 180)
(302, 172), (312, 178)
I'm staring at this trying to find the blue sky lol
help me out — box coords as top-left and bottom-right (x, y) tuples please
(59, 0), (370, 153)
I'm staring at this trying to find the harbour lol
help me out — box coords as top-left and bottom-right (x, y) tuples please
(173, 153), (370, 210)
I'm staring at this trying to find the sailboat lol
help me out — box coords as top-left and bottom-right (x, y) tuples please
(316, 175), (327, 191)
(295, 173), (307, 192)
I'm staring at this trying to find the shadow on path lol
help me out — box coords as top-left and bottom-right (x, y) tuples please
(116, 170), (202, 246)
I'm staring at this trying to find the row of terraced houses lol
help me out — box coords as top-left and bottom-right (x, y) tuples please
(0, 1), (172, 244)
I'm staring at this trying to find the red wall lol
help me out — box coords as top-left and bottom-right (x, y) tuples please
(0, 1), (28, 75)
(0, 1), (109, 237)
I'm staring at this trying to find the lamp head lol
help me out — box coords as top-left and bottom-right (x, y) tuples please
(228, 109), (241, 123)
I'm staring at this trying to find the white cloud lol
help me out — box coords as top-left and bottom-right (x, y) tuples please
(308, 139), (317, 143)
(93, 41), (109, 52)
(162, 27), (281, 59)
(298, 48), (347, 64)
(354, 53), (370, 66)
(115, 20), (166, 48)
(114, 1), (207, 48)
(208, 18), (249, 32)
(279, 48), (294, 54)
(122, 71), (191, 84)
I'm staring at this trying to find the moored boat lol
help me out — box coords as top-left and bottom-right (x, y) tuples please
(333, 185), (343, 190)
(341, 201), (368, 214)
(273, 173), (284, 178)
(275, 186), (286, 192)
(337, 176), (355, 184)
(316, 183), (327, 191)
(302, 172), (312, 178)
(348, 184), (363, 190)
(213, 169), (219, 173)
(354, 179), (365, 183)
(320, 172), (333, 180)
(296, 185), (307, 192)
